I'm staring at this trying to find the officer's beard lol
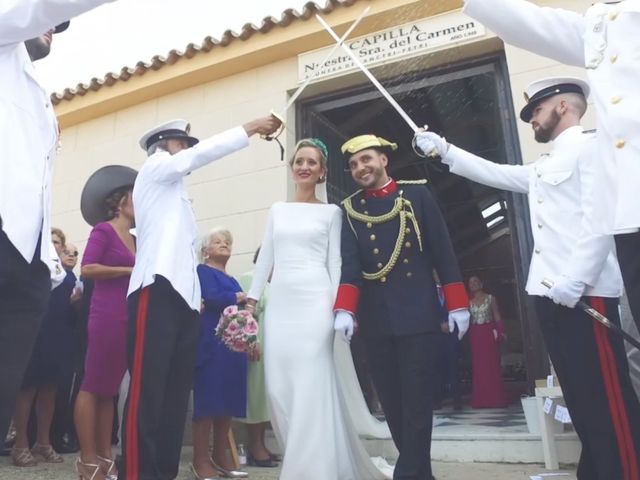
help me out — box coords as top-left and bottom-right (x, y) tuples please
(533, 110), (561, 144)
(24, 37), (51, 61)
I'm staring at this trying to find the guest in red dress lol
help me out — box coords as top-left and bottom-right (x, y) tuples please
(468, 276), (509, 408)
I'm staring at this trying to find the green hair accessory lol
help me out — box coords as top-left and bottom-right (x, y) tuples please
(309, 138), (329, 161)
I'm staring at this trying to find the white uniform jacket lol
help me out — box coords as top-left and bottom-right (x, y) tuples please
(443, 127), (622, 298)
(0, 0), (114, 267)
(128, 126), (249, 311)
(464, 0), (640, 234)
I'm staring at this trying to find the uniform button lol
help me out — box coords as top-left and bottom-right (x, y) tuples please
(377, 262), (383, 269)
(616, 139), (626, 149)
(406, 212), (413, 219)
(405, 228), (411, 234)
(370, 234), (376, 241)
(537, 172), (542, 178)
(405, 241), (412, 248)
(535, 248), (541, 254)
(366, 222), (372, 229)
(611, 95), (622, 104)
(373, 248), (380, 255)
(610, 54), (618, 63)
(538, 198), (544, 204)
(537, 223), (543, 229)
(406, 272), (413, 278)
(380, 276), (387, 283)
(403, 258), (409, 264)
(609, 10), (619, 20)
(45, 103), (50, 109)
(360, 199), (366, 205)
(364, 211), (369, 215)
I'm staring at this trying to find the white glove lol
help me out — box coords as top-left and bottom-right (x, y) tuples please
(547, 276), (585, 308)
(334, 311), (355, 343)
(414, 131), (449, 158)
(448, 309), (470, 340)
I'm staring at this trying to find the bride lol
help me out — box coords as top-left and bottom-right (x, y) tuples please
(247, 138), (392, 480)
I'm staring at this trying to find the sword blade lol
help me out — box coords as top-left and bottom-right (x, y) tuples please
(315, 13), (420, 133)
(580, 303), (640, 350)
(277, 6), (371, 117)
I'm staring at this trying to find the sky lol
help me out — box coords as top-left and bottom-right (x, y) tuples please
(37, 0), (312, 93)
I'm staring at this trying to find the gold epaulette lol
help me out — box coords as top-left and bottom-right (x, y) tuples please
(397, 179), (428, 185)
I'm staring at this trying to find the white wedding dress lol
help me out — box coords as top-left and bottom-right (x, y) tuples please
(248, 202), (392, 480)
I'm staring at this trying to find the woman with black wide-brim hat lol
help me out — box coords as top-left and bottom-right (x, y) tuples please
(75, 165), (136, 480)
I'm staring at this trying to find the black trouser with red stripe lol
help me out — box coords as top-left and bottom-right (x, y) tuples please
(535, 296), (640, 480)
(615, 232), (640, 334)
(120, 276), (199, 480)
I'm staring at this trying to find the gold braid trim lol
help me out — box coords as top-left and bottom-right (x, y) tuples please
(343, 196), (406, 224)
(343, 192), (423, 280)
(397, 179), (428, 185)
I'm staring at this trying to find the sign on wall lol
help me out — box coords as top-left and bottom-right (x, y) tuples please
(297, 10), (486, 84)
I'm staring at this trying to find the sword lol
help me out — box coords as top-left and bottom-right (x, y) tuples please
(542, 278), (640, 350)
(263, 6), (371, 151)
(315, 13), (436, 158)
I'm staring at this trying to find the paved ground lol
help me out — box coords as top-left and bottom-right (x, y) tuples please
(0, 452), (577, 479)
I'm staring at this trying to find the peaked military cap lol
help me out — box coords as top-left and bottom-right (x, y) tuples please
(138, 119), (200, 151)
(520, 76), (590, 122)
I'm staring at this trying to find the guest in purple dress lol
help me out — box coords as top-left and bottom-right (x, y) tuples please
(74, 186), (135, 480)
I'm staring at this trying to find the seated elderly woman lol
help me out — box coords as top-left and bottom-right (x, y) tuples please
(191, 227), (248, 480)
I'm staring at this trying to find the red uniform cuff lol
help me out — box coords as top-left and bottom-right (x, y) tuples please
(334, 284), (360, 314)
(443, 282), (469, 311)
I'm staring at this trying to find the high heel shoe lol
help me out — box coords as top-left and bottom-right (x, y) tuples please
(11, 446), (37, 467)
(246, 452), (278, 468)
(190, 463), (223, 480)
(96, 455), (118, 480)
(75, 457), (104, 480)
(209, 458), (248, 478)
(31, 442), (63, 463)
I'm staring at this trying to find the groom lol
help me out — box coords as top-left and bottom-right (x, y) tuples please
(333, 135), (470, 480)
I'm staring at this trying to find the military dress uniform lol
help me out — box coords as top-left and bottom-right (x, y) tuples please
(425, 77), (640, 480)
(463, 0), (640, 350)
(334, 140), (468, 479)
(0, 0), (115, 442)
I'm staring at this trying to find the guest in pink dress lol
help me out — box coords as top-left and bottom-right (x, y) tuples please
(74, 186), (135, 480)
(468, 276), (509, 409)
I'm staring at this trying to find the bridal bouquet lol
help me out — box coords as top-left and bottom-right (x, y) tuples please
(216, 305), (259, 353)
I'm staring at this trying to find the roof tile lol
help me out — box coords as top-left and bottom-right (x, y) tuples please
(51, 0), (358, 105)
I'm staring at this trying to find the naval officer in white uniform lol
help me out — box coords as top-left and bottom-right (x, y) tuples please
(0, 0), (117, 445)
(462, 0), (640, 343)
(121, 115), (280, 480)
(416, 77), (640, 480)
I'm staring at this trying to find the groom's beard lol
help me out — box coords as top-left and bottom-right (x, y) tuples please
(24, 37), (51, 61)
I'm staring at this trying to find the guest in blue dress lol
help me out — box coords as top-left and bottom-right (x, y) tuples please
(192, 227), (248, 480)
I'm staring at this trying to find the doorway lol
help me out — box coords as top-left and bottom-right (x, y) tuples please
(297, 53), (548, 400)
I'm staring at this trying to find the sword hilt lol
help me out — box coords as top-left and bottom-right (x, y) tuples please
(261, 110), (285, 142)
(411, 125), (440, 159)
(541, 278), (612, 326)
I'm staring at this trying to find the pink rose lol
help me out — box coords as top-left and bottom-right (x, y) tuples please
(245, 319), (259, 335)
(227, 321), (240, 335)
(223, 305), (238, 317)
